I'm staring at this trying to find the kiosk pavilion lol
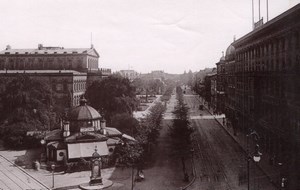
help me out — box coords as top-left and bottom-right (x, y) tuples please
(43, 98), (131, 166)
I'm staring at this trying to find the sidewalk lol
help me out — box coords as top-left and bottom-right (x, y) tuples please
(133, 95), (162, 119)
(197, 96), (281, 189)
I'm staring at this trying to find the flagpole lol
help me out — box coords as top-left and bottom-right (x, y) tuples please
(258, 0), (261, 20)
(266, 0), (269, 22)
(252, 0), (255, 29)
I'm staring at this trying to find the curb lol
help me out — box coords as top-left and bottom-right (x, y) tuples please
(0, 154), (51, 190)
(179, 155), (196, 190)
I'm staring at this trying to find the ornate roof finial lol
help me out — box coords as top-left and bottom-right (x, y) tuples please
(79, 97), (87, 106)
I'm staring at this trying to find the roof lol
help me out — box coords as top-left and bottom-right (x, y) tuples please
(233, 3), (300, 47)
(65, 132), (108, 143)
(68, 99), (101, 121)
(0, 70), (84, 75)
(225, 44), (235, 56)
(0, 47), (99, 57)
(47, 141), (66, 149)
(106, 137), (122, 146)
(103, 127), (122, 137)
(44, 129), (63, 141)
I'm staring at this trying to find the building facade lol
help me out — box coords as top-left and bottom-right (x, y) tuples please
(118, 69), (140, 81)
(216, 53), (226, 113)
(0, 44), (111, 107)
(0, 44), (99, 72)
(220, 4), (300, 189)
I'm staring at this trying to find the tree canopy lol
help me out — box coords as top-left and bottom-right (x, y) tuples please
(0, 75), (58, 149)
(85, 74), (138, 122)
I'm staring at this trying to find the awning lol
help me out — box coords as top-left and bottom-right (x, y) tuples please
(67, 142), (109, 159)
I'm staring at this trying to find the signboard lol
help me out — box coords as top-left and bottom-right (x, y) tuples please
(80, 127), (95, 132)
(68, 142), (109, 158)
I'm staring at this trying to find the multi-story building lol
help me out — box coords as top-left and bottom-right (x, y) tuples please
(118, 69), (140, 80)
(216, 53), (226, 113)
(220, 4), (300, 189)
(206, 69), (217, 112)
(0, 44), (111, 107)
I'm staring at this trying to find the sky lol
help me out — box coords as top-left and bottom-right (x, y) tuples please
(0, 0), (299, 74)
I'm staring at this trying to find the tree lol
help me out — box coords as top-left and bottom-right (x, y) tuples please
(0, 75), (58, 149)
(110, 113), (139, 136)
(169, 86), (194, 180)
(85, 74), (138, 122)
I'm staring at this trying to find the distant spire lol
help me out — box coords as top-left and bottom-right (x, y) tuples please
(233, 35), (236, 42)
(222, 51), (224, 57)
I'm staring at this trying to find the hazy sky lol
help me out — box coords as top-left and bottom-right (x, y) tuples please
(0, 0), (299, 74)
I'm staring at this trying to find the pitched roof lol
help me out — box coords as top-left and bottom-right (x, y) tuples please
(0, 70), (84, 75)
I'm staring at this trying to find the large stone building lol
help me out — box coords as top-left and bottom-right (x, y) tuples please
(0, 44), (111, 107)
(219, 4), (300, 189)
(118, 69), (140, 81)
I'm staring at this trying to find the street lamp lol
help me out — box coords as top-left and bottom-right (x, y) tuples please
(190, 148), (195, 178)
(51, 164), (55, 188)
(253, 146), (262, 190)
(247, 130), (261, 190)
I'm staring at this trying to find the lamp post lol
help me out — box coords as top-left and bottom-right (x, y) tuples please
(190, 148), (195, 178)
(253, 145), (262, 190)
(51, 164), (55, 188)
(247, 130), (261, 190)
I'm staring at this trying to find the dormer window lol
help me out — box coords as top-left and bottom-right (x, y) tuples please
(5, 52), (10, 54)
(35, 52), (38, 54)
(44, 52), (48, 54)
(15, 52), (19, 54)
(25, 52), (28, 54)
(54, 52), (57, 54)
(64, 52), (67, 54)
(72, 51), (78, 54)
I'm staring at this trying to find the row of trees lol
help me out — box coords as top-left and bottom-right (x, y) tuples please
(112, 101), (166, 168)
(169, 86), (194, 179)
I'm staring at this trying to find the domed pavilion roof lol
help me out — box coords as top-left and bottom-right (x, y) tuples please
(220, 51), (225, 61)
(68, 98), (101, 121)
(225, 44), (235, 57)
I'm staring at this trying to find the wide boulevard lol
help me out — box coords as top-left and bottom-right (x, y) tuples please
(184, 93), (275, 190)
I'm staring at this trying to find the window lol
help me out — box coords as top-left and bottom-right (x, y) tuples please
(64, 83), (68, 91)
(56, 83), (63, 91)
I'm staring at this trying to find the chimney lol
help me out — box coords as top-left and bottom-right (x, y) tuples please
(5, 45), (11, 50)
(38, 44), (43, 50)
